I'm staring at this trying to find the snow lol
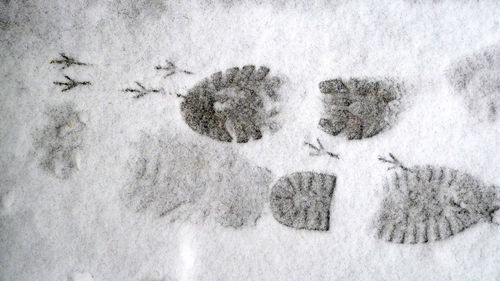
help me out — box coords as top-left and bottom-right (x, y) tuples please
(0, 0), (499, 281)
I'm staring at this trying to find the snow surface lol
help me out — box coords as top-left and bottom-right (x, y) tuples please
(0, 0), (499, 280)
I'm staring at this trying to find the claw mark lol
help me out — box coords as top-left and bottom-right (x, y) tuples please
(53, 75), (91, 92)
(304, 138), (339, 159)
(155, 60), (194, 78)
(50, 53), (88, 69)
(378, 153), (412, 172)
(123, 82), (164, 99)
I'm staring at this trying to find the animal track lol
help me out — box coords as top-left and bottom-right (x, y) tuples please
(304, 138), (339, 159)
(181, 65), (282, 143)
(374, 155), (499, 244)
(53, 75), (91, 92)
(318, 78), (402, 139)
(50, 53), (89, 69)
(33, 103), (87, 179)
(446, 45), (500, 121)
(270, 172), (336, 231)
(155, 60), (193, 78)
(123, 81), (163, 99)
(121, 133), (273, 228)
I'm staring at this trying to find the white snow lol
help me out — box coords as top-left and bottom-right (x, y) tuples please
(0, 0), (499, 281)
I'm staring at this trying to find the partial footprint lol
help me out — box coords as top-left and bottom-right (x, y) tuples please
(270, 172), (336, 231)
(446, 45), (500, 121)
(181, 65), (283, 143)
(33, 102), (87, 179)
(318, 78), (403, 139)
(121, 132), (273, 228)
(374, 161), (498, 244)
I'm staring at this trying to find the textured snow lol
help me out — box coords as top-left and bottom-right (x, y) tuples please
(0, 0), (499, 281)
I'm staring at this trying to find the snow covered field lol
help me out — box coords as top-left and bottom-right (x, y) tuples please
(0, 1), (499, 280)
